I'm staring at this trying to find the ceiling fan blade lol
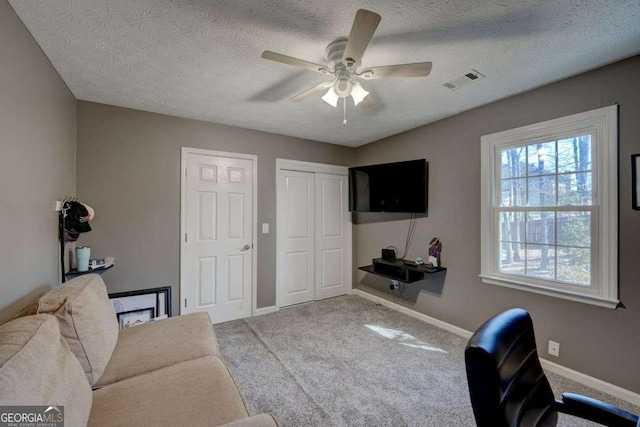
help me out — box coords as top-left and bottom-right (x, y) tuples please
(290, 82), (334, 102)
(358, 95), (375, 109)
(361, 62), (433, 79)
(342, 9), (381, 67)
(262, 51), (329, 74)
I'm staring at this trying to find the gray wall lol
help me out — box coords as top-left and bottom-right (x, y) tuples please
(355, 55), (640, 392)
(4, 0), (637, 391)
(76, 101), (355, 315)
(0, 0), (76, 321)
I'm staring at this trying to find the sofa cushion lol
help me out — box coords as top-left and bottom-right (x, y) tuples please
(89, 356), (249, 427)
(0, 315), (93, 427)
(34, 274), (119, 385)
(94, 312), (218, 388)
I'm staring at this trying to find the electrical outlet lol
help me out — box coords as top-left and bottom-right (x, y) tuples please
(548, 340), (560, 357)
(55, 200), (63, 212)
(389, 280), (399, 290)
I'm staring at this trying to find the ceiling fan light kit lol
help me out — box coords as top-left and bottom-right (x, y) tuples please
(321, 87), (339, 107)
(261, 9), (433, 126)
(320, 80), (368, 109)
(350, 82), (369, 106)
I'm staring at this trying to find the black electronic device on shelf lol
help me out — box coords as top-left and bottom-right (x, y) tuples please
(348, 159), (428, 213)
(381, 248), (396, 261)
(358, 258), (445, 283)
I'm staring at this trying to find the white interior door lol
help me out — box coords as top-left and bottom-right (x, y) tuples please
(279, 170), (315, 307)
(315, 173), (349, 300)
(183, 152), (253, 324)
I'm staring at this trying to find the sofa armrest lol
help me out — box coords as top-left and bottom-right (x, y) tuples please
(216, 414), (278, 427)
(556, 393), (639, 427)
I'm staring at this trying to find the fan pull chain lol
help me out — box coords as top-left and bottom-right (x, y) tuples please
(342, 97), (347, 127)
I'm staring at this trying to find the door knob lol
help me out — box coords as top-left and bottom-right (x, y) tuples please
(240, 244), (251, 251)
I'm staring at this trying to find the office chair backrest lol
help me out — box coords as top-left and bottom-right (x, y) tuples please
(465, 308), (558, 427)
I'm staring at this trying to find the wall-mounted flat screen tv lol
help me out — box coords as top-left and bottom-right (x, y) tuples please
(349, 159), (428, 213)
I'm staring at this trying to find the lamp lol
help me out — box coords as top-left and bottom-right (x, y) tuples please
(321, 87), (339, 107)
(351, 82), (369, 106)
(321, 80), (369, 108)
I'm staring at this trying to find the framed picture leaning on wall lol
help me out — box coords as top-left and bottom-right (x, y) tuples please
(109, 287), (172, 328)
(117, 308), (155, 328)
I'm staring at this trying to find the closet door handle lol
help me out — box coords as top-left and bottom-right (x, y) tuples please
(240, 244), (251, 252)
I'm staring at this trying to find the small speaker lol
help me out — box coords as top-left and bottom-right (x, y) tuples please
(381, 248), (396, 261)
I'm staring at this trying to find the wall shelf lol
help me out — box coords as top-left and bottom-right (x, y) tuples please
(358, 258), (446, 283)
(65, 265), (113, 281)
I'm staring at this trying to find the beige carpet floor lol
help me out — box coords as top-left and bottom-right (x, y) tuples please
(215, 294), (639, 427)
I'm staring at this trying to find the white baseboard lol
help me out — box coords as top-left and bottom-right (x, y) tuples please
(352, 288), (473, 339)
(351, 287), (640, 407)
(253, 305), (278, 317)
(539, 358), (640, 407)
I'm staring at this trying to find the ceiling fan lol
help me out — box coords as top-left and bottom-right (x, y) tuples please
(261, 9), (432, 125)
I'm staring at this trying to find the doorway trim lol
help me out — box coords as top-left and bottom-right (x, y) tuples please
(180, 147), (258, 317)
(275, 158), (352, 310)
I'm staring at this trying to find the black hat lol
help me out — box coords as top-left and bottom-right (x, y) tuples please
(64, 201), (92, 234)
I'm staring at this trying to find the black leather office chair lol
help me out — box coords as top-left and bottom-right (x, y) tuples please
(465, 308), (639, 427)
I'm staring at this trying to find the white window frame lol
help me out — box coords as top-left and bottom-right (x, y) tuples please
(480, 105), (619, 309)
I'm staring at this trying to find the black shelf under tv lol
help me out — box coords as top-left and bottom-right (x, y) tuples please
(358, 258), (446, 283)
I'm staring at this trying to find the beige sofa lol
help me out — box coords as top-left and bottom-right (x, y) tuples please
(0, 274), (277, 427)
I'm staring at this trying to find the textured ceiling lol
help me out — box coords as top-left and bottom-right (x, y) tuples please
(9, 0), (640, 147)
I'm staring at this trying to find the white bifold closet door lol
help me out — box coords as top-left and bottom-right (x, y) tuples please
(314, 173), (349, 301)
(279, 170), (349, 307)
(280, 171), (315, 306)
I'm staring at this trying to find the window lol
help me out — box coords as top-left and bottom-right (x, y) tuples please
(480, 106), (618, 308)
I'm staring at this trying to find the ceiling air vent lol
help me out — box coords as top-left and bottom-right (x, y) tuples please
(442, 70), (485, 90)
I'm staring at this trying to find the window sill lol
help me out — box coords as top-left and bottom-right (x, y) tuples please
(479, 274), (620, 309)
